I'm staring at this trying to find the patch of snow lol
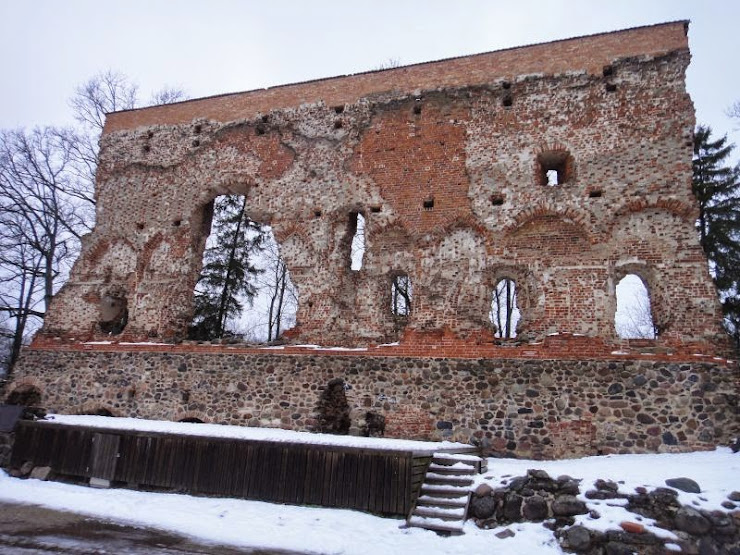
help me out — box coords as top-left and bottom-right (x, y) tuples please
(377, 341), (401, 347)
(610, 350), (630, 355)
(83, 341), (113, 345)
(119, 342), (172, 346)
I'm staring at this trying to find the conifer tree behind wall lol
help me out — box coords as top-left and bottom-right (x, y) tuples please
(189, 195), (264, 340)
(692, 125), (740, 349)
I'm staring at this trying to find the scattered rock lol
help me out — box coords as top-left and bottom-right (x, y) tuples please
(722, 501), (736, 510)
(475, 483), (493, 497)
(503, 493), (523, 521)
(589, 509), (600, 519)
(469, 493), (496, 520)
(19, 461), (33, 477)
(564, 525), (591, 552)
(595, 479), (620, 492)
(586, 489), (621, 500)
(729, 491), (740, 502)
(29, 466), (52, 481)
(675, 506), (712, 535)
(619, 521), (645, 534)
(495, 528), (515, 539)
(604, 541), (637, 555)
(527, 469), (551, 481)
(666, 477), (701, 494)
(522, 494), (548, 521)
(557, 478), (581, 496)
(551, 495), (588, 517)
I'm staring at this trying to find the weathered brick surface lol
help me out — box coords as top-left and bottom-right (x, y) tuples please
(10, 22), (738, 456)
(7, 348), (738, 459)
(37, 21), (726, 351)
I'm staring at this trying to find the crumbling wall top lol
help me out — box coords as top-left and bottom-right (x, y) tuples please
(103, 21), (689, 133)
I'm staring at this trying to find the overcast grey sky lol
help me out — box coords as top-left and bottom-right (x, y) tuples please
(1, 0), (738, 157)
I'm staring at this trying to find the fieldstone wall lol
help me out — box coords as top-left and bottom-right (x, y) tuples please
(8, 349), (737, 459)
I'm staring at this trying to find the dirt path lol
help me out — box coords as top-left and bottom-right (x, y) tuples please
(0, 502), (299, 554)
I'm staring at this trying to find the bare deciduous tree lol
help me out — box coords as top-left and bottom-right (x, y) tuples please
(0, 71), (187, 375)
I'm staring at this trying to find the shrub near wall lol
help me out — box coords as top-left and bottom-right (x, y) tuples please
(8, 349), (737, 459)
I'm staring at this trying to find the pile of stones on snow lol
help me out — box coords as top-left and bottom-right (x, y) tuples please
(469, 469), (740, 554)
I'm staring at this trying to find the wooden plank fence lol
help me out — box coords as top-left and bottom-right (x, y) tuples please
(10, 421), (435, 516)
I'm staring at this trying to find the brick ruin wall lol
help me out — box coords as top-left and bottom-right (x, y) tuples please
(6, 22), (738, 457)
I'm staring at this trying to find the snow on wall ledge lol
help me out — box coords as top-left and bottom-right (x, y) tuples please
(7, 348), (738, 459)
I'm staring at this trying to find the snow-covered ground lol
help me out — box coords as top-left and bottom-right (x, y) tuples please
(1, 417), (738, 554)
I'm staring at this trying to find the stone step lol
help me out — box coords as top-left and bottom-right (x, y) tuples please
(428, 462), (476, 475)
(431, 452), (486, 474)
(416, 494), (468, 508)
(407, 515), (464, 534)
(420, 483), (470, 496)
(413, 505), (466, 519)
(424, 472), (474, 485)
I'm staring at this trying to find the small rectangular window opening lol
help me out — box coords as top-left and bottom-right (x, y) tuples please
(423, 198), (435, 210)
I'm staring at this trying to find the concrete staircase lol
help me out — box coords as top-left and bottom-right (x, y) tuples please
(406, 452), (486, 535)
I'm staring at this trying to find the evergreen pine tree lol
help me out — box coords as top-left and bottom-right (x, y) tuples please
(692, 125), (740, 349)
(189, 195), (264, 340)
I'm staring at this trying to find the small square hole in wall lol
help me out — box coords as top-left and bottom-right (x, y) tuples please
(588, 189), (603, 198)
(194, 124), (202, 134)
(334, 105), (345, 114)
(502, 95), (513, 107)
(147, 130), (154, 139)
(370, 206), (381, 213)
(605, 83), (617, 93)
(192, 139), (200, 147)
(142, 145), (150, 153)
(413, 104), (422, 115)
(136, 222), (144, 231)
(603, 65), (614, 77)
(314, 210), (322, 218)
(423, 198), (434, 210)
(262, 114), (270, 123)
(537, 150), (572, 187)
(334, 120), (343, 129)
(491, 194), (504, 206)
(255, 125), (266, 136)
(173, 220), (182, 227)
(502, 81), (511, 90)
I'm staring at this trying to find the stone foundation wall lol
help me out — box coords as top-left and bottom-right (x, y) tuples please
(8, 347), (737, 459)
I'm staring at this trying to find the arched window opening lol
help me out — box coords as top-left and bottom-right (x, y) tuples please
(391, 274), (412, 317)
(350, 212), (366, 271)
(490, 278), (520, 338)
(6, 385), (42, 407)
(189, 195), (297, 343)
(179, 417), (204, 423)
(614, 274), (656, 339)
